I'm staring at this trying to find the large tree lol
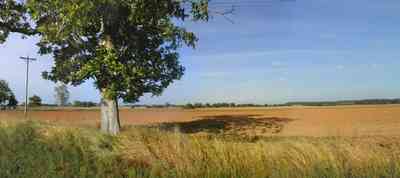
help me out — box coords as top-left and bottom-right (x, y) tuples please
(24, 0), (210, 134)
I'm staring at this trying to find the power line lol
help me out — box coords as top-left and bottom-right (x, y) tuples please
(20, 56), (36, 118)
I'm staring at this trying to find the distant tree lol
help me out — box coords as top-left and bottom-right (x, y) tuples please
(0, 79), (17, 110)
(7, 93), (18, 109)
(205, 103), (211, 108)
(72, 101), (81, 107)
(165, 102), (172, 108)
(184, 103), (195, 109)
(54, 83), (70, 106)
(212, 103), (230, 108)
(29, 95), (42, 107)
(73, 101), (98, 107)
(194, 103), (203, 108)
(0, 80), (10, 107)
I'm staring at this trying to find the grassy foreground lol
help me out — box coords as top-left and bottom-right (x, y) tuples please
(0, 121), (400, 178)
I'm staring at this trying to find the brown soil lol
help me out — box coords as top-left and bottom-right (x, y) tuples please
(1, 105), (400, 137)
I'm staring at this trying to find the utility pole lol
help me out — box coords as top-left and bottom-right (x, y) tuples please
(20, 56), (37, 118)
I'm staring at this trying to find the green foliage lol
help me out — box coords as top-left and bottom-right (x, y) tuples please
(0, 122), (130, 178)
(73, 100), (98, 107)
(25, 0), (209, 102)
(182, 102), (267, 109)
(0, 79), (17, 109)
(28, 95), (42, 107)
(0, 80), (11, 105)
(184, 103), (195, 109)
(286, 99), (400, 106)
(0, 0), (34, 43)
(7, 93), (17, 108)
(2, 0), (211, 133)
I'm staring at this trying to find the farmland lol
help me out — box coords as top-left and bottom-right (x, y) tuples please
(1, 104), (400, 137)
(1, 105), (400, 177)
(2, 0), (399, 177)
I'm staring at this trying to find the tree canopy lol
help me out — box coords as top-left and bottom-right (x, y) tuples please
(0, 0), (35, 43)
(1, 0), (211, 134)
(28, 0), (209, 103)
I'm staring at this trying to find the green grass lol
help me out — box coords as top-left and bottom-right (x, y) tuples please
(1, 121), (400, 178)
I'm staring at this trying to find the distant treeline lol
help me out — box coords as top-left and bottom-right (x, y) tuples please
(72, 101), (98, 107)
(182, 103), (270, 109)
(131, 103), (279, 109)
(130, 99), (400, 109)
(17, 98), (400, 109)
(285, 99), (400, 106)
(18, 102), (98, 108)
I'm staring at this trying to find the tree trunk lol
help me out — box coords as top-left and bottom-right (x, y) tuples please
(99, 19), (120, 134)
(100, 95), (121, 135)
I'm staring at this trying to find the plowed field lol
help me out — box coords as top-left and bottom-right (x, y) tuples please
(1, 105), (400, 137)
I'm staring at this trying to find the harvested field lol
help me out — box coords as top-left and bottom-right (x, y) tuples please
(1, 104), (400, 137)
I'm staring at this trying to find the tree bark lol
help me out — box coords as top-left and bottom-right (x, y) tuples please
(100, 94), (121, 135)
(99, 19), (120, 134)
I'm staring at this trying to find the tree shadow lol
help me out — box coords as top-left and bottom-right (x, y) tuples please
(158, 115), (295, 136)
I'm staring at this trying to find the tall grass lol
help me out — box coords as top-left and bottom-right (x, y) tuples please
(0, 121), (399, 178)
(0, 121), (130, 178)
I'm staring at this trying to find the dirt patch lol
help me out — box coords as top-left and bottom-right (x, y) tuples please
(158, 115), (295, 136)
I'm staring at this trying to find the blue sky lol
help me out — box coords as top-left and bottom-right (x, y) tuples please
(1, 0), (400, 104)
